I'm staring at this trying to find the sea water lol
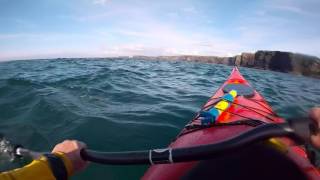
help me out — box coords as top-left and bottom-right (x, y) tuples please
(0, 58), (319, 179)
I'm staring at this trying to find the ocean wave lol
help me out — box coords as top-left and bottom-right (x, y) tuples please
(0, 59), (320, 177)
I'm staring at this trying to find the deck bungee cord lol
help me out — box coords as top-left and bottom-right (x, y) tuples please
(202, 96), (279, 120)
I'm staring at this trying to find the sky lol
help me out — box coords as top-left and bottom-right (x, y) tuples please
(0, 0), (319, 60)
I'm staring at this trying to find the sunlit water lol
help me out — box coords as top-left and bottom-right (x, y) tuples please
(0, 59), (319, 179)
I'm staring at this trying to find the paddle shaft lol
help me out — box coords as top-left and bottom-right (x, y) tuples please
(80, 120), (311, 165)
(14, 119), (313, 165)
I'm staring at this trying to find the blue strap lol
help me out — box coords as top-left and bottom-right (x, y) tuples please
(199, 111), (216, 125)
(223, 93), (234, 102)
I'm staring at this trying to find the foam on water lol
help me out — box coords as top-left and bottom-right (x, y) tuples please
(0, 137), (15, 163)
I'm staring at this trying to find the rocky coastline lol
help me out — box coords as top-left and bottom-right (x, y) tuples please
(131, 51), (320, 78)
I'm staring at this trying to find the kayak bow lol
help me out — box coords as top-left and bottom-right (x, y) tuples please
(142, 66), (320, 179)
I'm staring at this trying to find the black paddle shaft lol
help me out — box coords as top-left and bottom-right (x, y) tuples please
(80, 119), (313, 165)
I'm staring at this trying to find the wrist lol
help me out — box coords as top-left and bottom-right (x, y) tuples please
(52, 152), (74, 176)
(43, 153), (69, 180)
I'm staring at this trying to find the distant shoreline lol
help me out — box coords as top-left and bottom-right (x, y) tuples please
(2, 50), (320, 79)
(129, 50), (320, 79)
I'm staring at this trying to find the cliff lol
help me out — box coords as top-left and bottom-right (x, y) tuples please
(132, 51), (320, 78)
(235, 51), (320, 78)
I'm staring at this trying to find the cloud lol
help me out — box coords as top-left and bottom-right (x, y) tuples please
(231, 0), (320, 57)
(96, 20), (244, 57)
(93, 0), (110, 6)
(0, 50), (104, 61)
(265, 0), (320, 17)
(72, 12), (111, 22)
(0, 32), (107, 61)
(181, 7), (198, 14)
(1, 0), (320, 60)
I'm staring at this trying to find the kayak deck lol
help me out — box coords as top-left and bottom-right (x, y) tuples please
(142, 67), (319, 179)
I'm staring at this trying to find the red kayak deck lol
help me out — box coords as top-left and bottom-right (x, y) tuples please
(142, 67), (320, 179)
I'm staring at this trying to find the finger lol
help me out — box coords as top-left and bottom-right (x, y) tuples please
(310, 108), (320, 121)
(73, 140), (87, 149)
(311, 135), (320, 149)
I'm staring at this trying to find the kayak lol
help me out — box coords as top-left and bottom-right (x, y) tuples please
(142, 66), (320, 179)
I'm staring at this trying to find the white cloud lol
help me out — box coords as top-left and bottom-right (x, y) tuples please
(231, 0), (320, 57)
(1, 0), (320, 61)
(93, 0), (110, 6)
(0, 32), (107, 61)
(265, 0), (320, 17)
(95, 20), (244, 57)
(0, 49), (105, 61)
(181, 7), (198, 14)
